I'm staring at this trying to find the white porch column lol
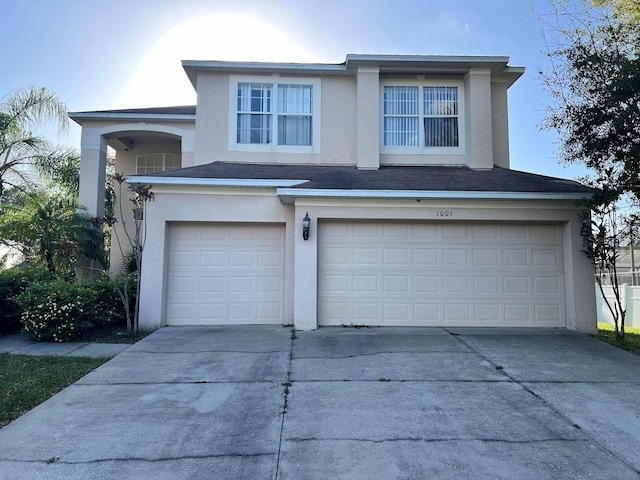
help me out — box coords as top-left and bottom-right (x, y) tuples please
(78, 130), (107, 218)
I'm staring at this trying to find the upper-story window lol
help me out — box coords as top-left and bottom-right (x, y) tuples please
(423, 86), (459, 147)
(230, 76), (321, 153)
(381, 81), (464, 154)
(237, 83), (273, 144)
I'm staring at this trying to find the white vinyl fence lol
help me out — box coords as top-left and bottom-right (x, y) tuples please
(595, 283), (640, 328)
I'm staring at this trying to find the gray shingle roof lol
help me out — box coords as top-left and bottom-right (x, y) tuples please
(138, 161), (591, 194)
(74, 105), (196, 116)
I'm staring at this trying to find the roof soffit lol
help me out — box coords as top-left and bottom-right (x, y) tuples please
(181, 54), (525, 89)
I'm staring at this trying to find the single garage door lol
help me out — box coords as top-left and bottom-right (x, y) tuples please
(166, 223), (285, 325)
(318, 221), (566, 327)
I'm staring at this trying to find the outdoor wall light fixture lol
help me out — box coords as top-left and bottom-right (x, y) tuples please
(302, 212), (311, 241)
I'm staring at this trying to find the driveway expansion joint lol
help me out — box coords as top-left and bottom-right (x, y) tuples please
(287, 379), (513, 384)
(275, 329), (295, 479)
(72, 380), (282, 386)
(124, 349), (290, 355)
(284, 437), (589, 445)
(292, 350), (474, 359)
(0, 452), (277, 465)
(447, 330), (640, 476)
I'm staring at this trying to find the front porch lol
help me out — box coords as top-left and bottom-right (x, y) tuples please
(69, 105), (196, 272)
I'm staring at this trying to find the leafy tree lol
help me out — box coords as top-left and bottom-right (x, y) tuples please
(106, 174), (154, 334)
(0, 86), (117, 276)
(593, 0), (640, 21)
(0, 191), (102, 275)
(0, 87), (69, 199)
(582, 193), (627, 333)
(539, 0), (640, 338)
(34, 147), (116, 273)
(34, 147), (81, 199)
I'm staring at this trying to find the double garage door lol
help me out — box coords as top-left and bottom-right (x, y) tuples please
(165, 221), (566, 328)
(318, 221), (566, 328)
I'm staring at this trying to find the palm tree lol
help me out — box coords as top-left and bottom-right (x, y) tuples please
(0, 190), (102, 274)
(0, 87), (69, 199)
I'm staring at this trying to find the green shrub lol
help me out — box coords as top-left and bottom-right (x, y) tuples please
(0, 267), (55, 335)
(1, 267), (139, 339)
(89, 276), (136, 327)
(19, 281), (96, 342)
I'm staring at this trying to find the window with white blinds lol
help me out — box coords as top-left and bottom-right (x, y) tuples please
(424, 86), (459, 147)
(235, 80), (316, 148)
(278, 84), (313, 146)
(383, 83), (462, 151)
(383, 86), (419, 147)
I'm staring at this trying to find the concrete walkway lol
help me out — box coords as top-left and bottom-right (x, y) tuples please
(0, 332), (131, 358)
(0, 326), (639, 479)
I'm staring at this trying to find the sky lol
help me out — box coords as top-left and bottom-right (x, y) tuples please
(1, 0), (587, 180)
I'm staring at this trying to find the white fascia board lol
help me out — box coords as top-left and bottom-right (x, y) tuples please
(69, 112), (196, 123)
(182, 60), (350, 89)
(346, 54), (511, 65)
(276, 188), (592, 204)
(126, 176), (308, 188)
(182, 60), (348, 73)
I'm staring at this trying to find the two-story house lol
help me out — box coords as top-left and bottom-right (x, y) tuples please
(70, 54), (596, 332)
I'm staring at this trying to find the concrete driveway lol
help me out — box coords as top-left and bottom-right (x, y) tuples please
(1, 326), (639, 479)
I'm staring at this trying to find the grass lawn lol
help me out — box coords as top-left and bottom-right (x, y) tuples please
(0, 354), (108, 428)
(597, 322), (640, 355)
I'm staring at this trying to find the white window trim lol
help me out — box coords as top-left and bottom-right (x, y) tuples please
(135, 153), (182, 174)
(228, 75), (321, 154)
(380, 79), (465, 155)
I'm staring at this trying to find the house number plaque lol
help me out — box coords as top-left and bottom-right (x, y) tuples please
(436, 210), (454, 217)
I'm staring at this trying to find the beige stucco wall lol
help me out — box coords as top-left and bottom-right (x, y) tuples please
(137, 187), (596, 333)
(77, 119), (195, 220)
(80, 121), (194, 160)
(292, 197), (596, 333)
(356, 67), (380, 169)
(191, 68), (514, 169)
(138, 188), (295, 330)
(491, 81), (511, 169)
(194, 74), (227, 165)
(109, 138), (183, 273)
(194, 73), (357, 166)
(373, 70), (513, 169)
(114, 137), (182, 177)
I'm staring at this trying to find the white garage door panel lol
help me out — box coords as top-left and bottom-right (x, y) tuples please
(318, 222), (566, 327)
(166, 223), (284, 325)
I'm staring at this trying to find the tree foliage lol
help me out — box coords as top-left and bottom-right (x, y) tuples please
(541, 1), (640, 197)
(593, 0), (640, 21)
(0, 191), (102, 275)
(0, 87), (69, 198)
(106, 174), (154, 334)
(540, 0), (640, 338)
(34, 147), (81, 199)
